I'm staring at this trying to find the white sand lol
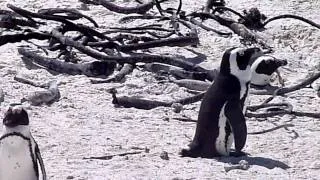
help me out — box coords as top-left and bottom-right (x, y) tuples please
(0, 0), (319, 179)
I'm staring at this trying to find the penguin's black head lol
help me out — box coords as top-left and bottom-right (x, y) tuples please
(220, 47), (263, 76)
(3, 107), (29, 127)
(254, 56), (288, 75)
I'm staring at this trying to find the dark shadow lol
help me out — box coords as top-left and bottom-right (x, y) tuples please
(217, 155), (290, 170)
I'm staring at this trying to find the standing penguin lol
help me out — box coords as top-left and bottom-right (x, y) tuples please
(181, 47), (263, 158)
(0, 107), (46, 180)
(250, 55), (287, 86)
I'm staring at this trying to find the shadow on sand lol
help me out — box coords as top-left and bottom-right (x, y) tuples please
(217, 155), (290, 170)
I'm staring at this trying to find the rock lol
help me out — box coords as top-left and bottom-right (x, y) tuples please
(160, 151), (169, 160)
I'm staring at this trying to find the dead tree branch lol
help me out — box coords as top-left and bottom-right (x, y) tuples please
(50, 29), (205, 71)
(0, 31), (51, 47)
(91, 63), (134, 84)
(38, 8), (99, 27)
(79, 0), (154, 14)
(263, 14), (320, 29)
(8, 4), (105, 39)
(18, 47), (116, 77)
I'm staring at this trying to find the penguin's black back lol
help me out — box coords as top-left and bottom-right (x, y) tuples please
(189, 73), (242, 157)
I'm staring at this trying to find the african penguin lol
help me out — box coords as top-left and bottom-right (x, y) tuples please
(0, 107), (46, 180)
(250, 56), (287, 86)
(180, 47), (263, 158)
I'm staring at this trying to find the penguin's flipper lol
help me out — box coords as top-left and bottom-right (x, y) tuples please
(225, 100), (247, 152)
(35, 143), (47, 180)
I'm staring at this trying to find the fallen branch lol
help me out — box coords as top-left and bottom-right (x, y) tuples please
(0, 14), (39, 29)
(263, 14), (320, 29)
(14, 76), (48, 88)
(50, 29), (206, 71)
(21, 80), (60, 106)
(18, 47), (116, 77)
(79, 0), (154, 14)
(0, 31), (51, 47)
(143, 63), (209, 81)
(38, 8), (99, 27)
(117, 35), (199, 52)
(189, 18), (232, 36)
(169, 79), (211, 91)
(8, 4), (106, 39)
(91, 63), (134, 84)
(119, 15), (163, 23)
(111, 89), (205, 110)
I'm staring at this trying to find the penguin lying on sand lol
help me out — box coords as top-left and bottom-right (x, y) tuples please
(0, 107), (46, 180)
(250, 55), (287, 86)
(181, 47), (263, 158)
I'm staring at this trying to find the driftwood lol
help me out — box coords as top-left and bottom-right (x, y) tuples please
(170, 79), (211, 91)
(111, 89), (205, 110)
(143, 63), (209, 81)
(189, 18), (232, 36)
(21, 80), (60, 106)
(90, 63), (134, 84)
(38, 8), (99, 27)
(263, 14), (320, 29)
(88, 35), (199, 52)
(189, 12), (271, 49)
(50, 29), (206, 72)
(0, 32), (51, 47)
(8, 4), (106, 39)
(18, 47), (116, 77)
(14, 76), (48, 88)
(79, 0), (155, 14)
(119, 15), (163, 23)
(0, 14), (39, 29)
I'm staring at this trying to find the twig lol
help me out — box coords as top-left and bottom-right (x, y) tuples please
(83, 151), (143, 160)
(248, 124), (294, 135)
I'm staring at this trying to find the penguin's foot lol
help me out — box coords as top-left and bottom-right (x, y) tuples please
(180, 148), (199, 158)
(229, 151), (249, 157)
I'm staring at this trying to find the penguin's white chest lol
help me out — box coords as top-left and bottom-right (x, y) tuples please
(0, 136), (37, 180)
(215, 103), (234, 156)
(251, 72), (271, 86)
